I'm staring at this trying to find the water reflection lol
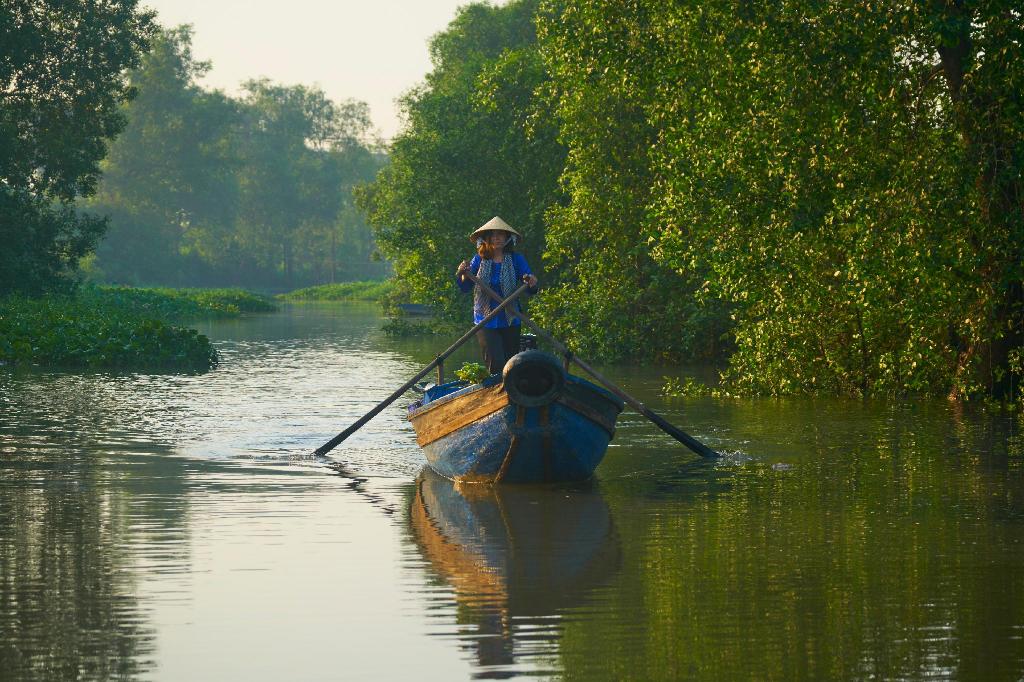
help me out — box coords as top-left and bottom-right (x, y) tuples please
(557, 406), (1024, 681)
(409, 468), (621, 677)
(0, 446), (174, 678)
(2, 303), (1023, 680)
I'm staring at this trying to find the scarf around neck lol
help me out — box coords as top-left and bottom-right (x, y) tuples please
(474, 253), (520, 324)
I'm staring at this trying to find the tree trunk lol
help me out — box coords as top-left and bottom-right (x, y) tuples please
(330, 228), (336, 284)
(936, 2), (1023, 400)
(283, 240), (293, 288)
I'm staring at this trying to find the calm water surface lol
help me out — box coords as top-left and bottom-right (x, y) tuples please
(1, 303), (1023, 680)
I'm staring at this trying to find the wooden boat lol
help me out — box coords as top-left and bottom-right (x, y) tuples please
(407, 350), (624, 483)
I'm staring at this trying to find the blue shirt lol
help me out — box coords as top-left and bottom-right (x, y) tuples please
(456, 253), (533, 328)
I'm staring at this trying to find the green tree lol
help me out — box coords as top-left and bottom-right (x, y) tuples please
(297, 146), (387, 284)
(537, 0), (1022, 397)
(90, 27), (381, 289)
(0, 0), (155, 293)
(90, 25), (240, 285)
(533, 0), (729, 362)
(358, 0), (564, 319)
(235, 80), (376, 287)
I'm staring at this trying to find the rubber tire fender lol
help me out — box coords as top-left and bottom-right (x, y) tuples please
(502, 350), (566, 407)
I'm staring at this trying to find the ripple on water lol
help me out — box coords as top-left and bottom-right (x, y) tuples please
(2, 305), (1024, 680)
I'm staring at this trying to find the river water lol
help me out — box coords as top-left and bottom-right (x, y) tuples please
(1, 303), (1022, 681)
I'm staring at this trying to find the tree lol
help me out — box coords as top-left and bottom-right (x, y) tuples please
(90, 28), (380, 288)
(532, 0), (730, 362)
(0, 0), (155, 293)
(928, 1), (1024, 398)
(90, 25), (240, 285)
(235, 79), (375, 287)
(537, 0), (1022, 397)
(358, 0), (565, 319)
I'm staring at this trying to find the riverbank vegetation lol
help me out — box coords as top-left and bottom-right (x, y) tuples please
(93, 286), (277, 317)
(0, 286), (275, 370)
(278, 280), (393, 302)
(3, 2), (1020, 403)
(1, 6), (374, 370)
(361, 0), (1023, 403)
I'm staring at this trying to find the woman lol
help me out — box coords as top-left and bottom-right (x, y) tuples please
(456, 216), (539, 375)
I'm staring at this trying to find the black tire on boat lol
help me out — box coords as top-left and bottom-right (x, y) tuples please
(502, 350), (566, 407)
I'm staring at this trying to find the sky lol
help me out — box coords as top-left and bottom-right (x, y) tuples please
(141, 0), (486, 140)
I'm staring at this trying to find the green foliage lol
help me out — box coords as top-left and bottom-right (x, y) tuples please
(277, 280), (394, 301)
(0, 294), (217, 371)
(0, 0), (156, 294)
(86, 286), (276, 318)
(531, 1), (731, 364)
(0, 285), (272, 370)
(87, 25), (240, 286)
(1009, 349), (1024, 412)
(358, 0), (726, 364)
(661, 377), (712, 398)
(0, 189), (108, 296)
(536, 0), (1023, 398)
(358, 0), (565, 325)
(88, 27), (386, 289)
(0, 1), (156, 201)
(168, 288), (276, 314)
(454, 362), (490, 384)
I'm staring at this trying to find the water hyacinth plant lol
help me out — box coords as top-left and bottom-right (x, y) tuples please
(0, 295), (218, 370)
(88, 286), (277, 318)
(454, 362), (490, 384)
(0, 286), (278, 371)
(277, 280), (393, 302)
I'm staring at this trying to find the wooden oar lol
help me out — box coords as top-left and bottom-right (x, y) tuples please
(314, 282), (531, 457)
(464, 271), (720, 459)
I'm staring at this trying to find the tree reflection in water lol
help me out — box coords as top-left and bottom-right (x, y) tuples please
(0, 373), (192, 681)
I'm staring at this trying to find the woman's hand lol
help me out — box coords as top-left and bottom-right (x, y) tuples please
(456, 260), (470, 279)
(523, 274), (538, 288)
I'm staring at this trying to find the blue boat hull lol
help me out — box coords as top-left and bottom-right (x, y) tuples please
(408, 372), (623, 484)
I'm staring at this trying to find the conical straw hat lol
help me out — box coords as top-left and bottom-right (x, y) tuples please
(468, 216), (523, 243)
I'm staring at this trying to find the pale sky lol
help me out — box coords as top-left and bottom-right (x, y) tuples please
(142, 0), (491, 140)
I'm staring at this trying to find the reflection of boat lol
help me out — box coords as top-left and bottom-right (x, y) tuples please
(407, 351), (624, 483)
(409, 467), (620, 669)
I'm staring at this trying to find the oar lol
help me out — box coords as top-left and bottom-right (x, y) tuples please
(314, 282), (531, 457)
(464, 271), (720, 459)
